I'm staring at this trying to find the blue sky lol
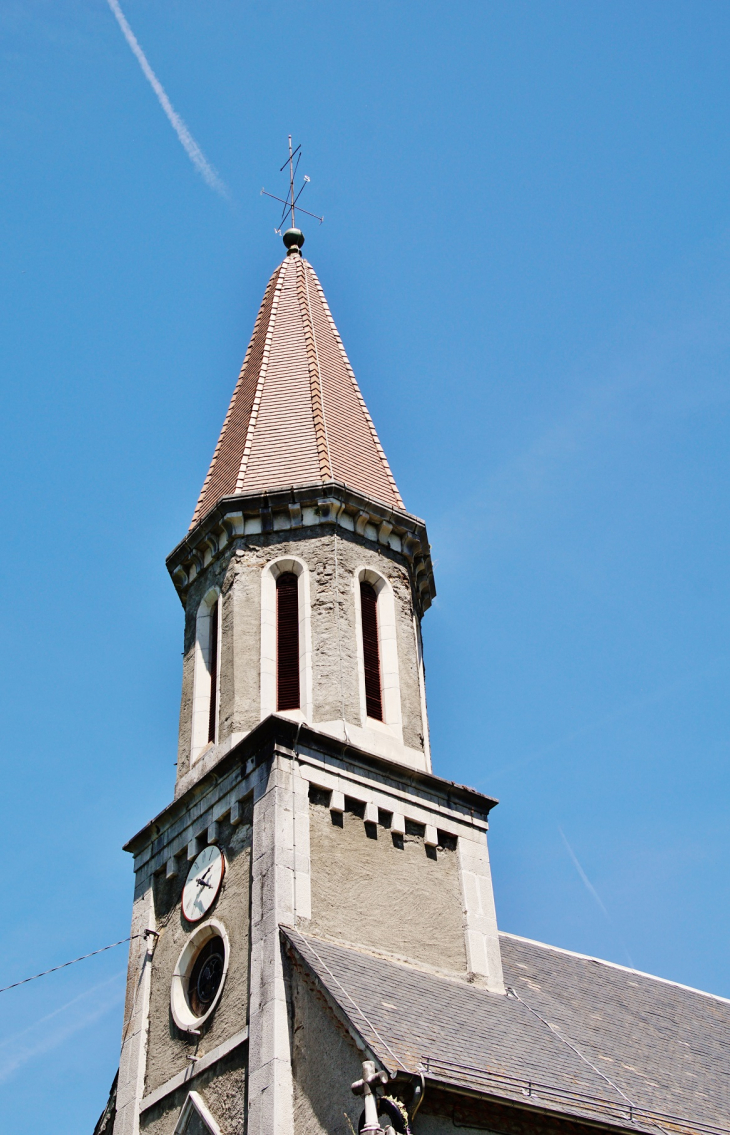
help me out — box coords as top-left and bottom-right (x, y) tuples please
(1, 2), (729, 1130)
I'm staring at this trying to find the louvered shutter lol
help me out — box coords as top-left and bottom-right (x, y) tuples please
(277, 573), (300, 710)
(207, 600), (219, 743)
(360, 582), (383, 721)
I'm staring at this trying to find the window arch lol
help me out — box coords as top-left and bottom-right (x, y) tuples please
(354, 568), (402, 737)
(191, 589), (221, 762)
(261, 558), (312, 722)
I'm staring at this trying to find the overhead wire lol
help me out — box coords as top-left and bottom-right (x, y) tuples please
(295, 933), (407, 1074)
(507, 985), (669, 1135)
(0, 935), (140, 995)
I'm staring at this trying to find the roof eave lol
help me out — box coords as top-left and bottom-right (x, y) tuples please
(165, 481), (436, 615)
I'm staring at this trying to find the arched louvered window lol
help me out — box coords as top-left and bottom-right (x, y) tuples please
(276, 573), (300, 710)
(191, 589), (220, 762)
(207, 599), (219, 743)
(360, 581), (383, 721)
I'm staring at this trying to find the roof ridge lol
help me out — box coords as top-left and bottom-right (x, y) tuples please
(190, 262), (281, 529)
(304, 259), (404, 510)
(295, 257), (331, 479)
(188, 252), (404, 527)
(234, 260), (287, 492)
(500, 931), (730, 1005)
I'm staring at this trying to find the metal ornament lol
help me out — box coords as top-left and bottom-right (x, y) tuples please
(261, 136), (324, 242)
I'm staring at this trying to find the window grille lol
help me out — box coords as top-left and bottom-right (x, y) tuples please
(360, 581), (383, 720)
(207, 599), (219, 743)
(277, 573), (300, 710)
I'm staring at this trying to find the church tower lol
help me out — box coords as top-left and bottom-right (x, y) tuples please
(109, 227), (503, 1135)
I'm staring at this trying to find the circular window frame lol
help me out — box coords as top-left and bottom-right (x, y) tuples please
(170, 918), (230, 1033)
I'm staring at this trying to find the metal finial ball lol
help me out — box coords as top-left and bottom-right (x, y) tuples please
(283, 227), (305, 250)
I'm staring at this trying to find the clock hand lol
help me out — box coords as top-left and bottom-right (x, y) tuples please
(195, 876), (214, 889)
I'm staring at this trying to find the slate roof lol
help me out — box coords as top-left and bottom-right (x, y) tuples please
(283, 928), (730, 1135)
(191, 250), (403, 529)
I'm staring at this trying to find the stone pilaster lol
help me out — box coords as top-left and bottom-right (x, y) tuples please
(114, 888), (155, 1135)
(458, 833), (504, 994)
(247, 749), (311, 1135)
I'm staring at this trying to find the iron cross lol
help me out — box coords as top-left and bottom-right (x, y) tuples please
(261, 136), (324, 233)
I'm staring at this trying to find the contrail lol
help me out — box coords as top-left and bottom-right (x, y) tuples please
(558, 826), (610, 920)
(105, 0), (229, 199)
(558, 826), (634, 967)
(560, 826), (635, 967)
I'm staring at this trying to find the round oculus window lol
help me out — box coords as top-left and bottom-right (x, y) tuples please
(188, 935), (225, 1017)
(170, 918), (230, 1032)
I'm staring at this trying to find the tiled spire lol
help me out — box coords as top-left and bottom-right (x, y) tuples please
(190, 244), (403, 530)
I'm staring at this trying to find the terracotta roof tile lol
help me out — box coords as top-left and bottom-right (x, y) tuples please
(190, 252), (403, 529)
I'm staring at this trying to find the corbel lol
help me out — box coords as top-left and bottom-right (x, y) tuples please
(289, 502), (303, 527)
(355, 511), (370, 536)
(222, 511), (244, 538)
(203, 532), (219, 559)
(317, 497), (345, 523)
(172, 565), (189, 590)
(402, 533), (421, 560)
(378, 521), (393, 546)
(424, 824), (438, 847)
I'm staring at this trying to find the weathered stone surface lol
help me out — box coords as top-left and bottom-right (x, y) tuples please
(290, 966), (363, 1135)
(139, 1046), (247, 1135)
(176, 527), (429, 785)
(144, 816), (252, 1095)
(177, 550), (235, 774)
(305, 797), (467, 974)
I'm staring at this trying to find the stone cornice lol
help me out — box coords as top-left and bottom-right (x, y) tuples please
(122, 714), (498, 863)
(166, 482), (436, 614)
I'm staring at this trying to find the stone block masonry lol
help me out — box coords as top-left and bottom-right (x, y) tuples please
(306, 793), (467, 974)
(175, 509), (432, 789)
(115, 716), (502, 1135)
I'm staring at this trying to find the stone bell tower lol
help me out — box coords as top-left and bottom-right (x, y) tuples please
(109, 228), (503, 1135)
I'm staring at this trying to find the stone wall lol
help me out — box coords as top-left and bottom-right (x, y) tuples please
(114, 719), (500, 1135)
(305, 793), (467, 975)
(289, 965), (364, 1135)
(144, 812), (252, 1096)
(139, 1046), (247, 1135)
(176, 525), (428, 785)
(176, 550), (235, 774)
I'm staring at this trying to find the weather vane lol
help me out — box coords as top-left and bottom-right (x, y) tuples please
(261, 136), (324, 239)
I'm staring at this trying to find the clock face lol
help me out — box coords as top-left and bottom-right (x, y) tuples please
(182, 845), (225, 923)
